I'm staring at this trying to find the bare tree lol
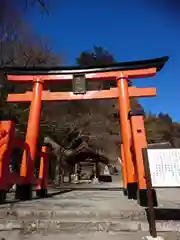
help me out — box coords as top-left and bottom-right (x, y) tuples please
(1, 0), (50, 16)
(0, 0), (61, 126)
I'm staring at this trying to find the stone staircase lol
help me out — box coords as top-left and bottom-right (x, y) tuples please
(1, 187), (180, 239)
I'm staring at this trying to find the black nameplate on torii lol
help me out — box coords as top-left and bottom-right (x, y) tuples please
(72, 74), (87, 94)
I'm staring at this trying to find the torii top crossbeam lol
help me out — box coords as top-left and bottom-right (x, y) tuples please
(2, 56), (169, 102)
(3, 56), (168, 82)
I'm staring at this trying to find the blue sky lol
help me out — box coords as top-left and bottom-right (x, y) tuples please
(24, 0), (180, 121)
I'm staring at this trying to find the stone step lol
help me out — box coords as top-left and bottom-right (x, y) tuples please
(1, 230), (180, 240)
(0, 219), (180, 233)
(0, 209), (146, 221)
(1, 188), (180, 237)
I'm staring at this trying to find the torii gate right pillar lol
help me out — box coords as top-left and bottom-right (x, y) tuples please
(117, 74), (137, 199)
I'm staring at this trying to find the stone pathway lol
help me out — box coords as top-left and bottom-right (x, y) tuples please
(1, 180), (180, 239)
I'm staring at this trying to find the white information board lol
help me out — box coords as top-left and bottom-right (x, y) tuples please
(147, 149), (180, 187)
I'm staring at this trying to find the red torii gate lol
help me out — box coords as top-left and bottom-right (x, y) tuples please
(0, 56), (168, 206)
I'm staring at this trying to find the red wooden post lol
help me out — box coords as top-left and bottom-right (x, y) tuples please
(129, 110), (157, 206)
(0, 121), (15, 203)
(36, 146), (49, 197)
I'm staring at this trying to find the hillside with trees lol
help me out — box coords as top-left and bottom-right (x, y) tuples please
(145, 113), (180, 147)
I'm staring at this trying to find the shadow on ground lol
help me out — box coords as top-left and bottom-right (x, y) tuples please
(146, 208), (180, 221)
(4, 189), (74, 205)
(55, 187), (123, 191)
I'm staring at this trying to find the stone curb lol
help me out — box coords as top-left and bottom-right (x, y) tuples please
(0, 220), (180, 233)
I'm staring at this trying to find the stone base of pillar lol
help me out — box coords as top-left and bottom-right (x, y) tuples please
(127, 182), (138, 199)
(92, 177), (99, 184)
(0, 190), (6, 204)
(36, 188), (48, 198)
(15, 184), (32, 201)
(71, 174), (79, 183)
(123, 188), (127, 196)
(137, 188), (158, 207)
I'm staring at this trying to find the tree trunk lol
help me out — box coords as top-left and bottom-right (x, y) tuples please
(58, 156), (64, 184)
(54, 156), (61, 185)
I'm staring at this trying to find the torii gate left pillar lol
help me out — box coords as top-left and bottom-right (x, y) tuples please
(17, 77), (44, 198)
(117, 74), (137, 198)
